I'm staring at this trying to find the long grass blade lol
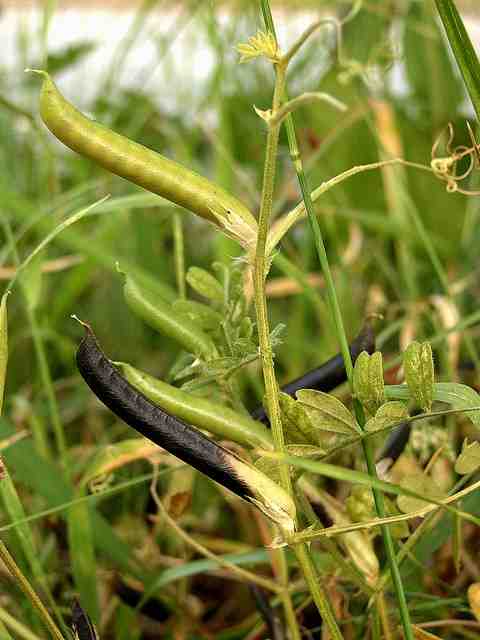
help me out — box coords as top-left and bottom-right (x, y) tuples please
(434, 0), (480, 121)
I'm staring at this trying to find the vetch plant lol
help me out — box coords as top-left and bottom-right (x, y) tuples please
(74, 319), (297, 535)
(7, 2), (480, 638)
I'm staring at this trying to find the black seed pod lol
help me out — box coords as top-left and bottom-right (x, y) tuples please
(76, 324), (251, 499)
(71, 600), (97, 640)
(251, 322), (375, 424)
(375, 422), (412, 475)
(75, 322), (296, 531)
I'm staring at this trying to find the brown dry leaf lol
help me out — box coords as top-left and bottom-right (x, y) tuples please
(167, 491), (192, 518)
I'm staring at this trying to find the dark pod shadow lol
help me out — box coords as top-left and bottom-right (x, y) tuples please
(71, 600), (98, 640)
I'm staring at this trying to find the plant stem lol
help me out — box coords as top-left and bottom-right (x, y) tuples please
(253, 64), (289, 491)
(0, 541), (64, 640)
(361, 437), (414, 639)
(251, 48), (305, 640)
(253, 4), (344, 639)
(294, 543), (344, 635)
(0, 608), (38, 640)
(172, 211), (186, 299)
(259, 4), (414, 639)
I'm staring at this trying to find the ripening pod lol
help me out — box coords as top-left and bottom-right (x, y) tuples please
(353, 351), (385, 415)
(404, 341), (434, 412)
(34, 72), (258, 250)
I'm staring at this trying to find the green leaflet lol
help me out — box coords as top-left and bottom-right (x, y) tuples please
(186, 267), (224, 303)
(296, 389), (360, 435)
(397, 473), (445, 514)
(365, 401), (408, 433)
(455, 440), (480, 475)
(353, 351), (385, 415)
(278, 392), (321, 445)
(404, 341), (434, 412)
(385, 382), (480, 427)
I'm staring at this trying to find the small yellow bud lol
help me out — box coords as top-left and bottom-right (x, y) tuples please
(236, 31), (279, 64)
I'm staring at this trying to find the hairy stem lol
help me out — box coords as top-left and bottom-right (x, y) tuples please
(253, 4), (344, 639)
(259, 3), (414, 639)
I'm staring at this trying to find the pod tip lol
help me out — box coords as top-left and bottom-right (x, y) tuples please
(24, 68), (48, 78)
(71, 314), (92, 333)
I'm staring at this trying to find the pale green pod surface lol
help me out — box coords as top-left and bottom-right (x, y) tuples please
(37, 73), (257, 245)
(123, 273), (217, 359)
(404, 341), (434, 412)
(353, 350), (385, 415)
(186, 267), (224, 302)
(172, 299), (223, 331)
(118, 362), (273, 450)
(0, 292), (8, 416)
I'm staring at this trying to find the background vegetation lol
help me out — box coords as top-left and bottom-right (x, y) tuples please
(1, 0), (480, 638)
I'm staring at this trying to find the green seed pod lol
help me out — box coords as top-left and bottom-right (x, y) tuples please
(123, 273), (217, 359)
(186, 267), (224, 303)
(353, 351), (385, 415)
(404, 341), (434, 412)
(172, 299), (223, 331)
(118, 362), (273, 450)
(33, 71), (258, 248)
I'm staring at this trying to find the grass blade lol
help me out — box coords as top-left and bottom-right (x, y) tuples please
(67, 496), (99, 625)
(434, 0), (480, 121)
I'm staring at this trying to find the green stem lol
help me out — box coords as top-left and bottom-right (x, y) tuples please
(361, 438), (413, 640)
(259, 4), (413, 639)
(254, 4), (344, 640)
(0, 541), (64, 640)
(0, 609), (36, 640)
(172, 211), (186, 299)
(293, 543), (344, 636)
(251, 48), (305, 640)
(279, 591), (302, 640)
(252, 57), (290, 495)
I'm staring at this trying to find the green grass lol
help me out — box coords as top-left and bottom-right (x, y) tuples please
(1, 1), (480, 638)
